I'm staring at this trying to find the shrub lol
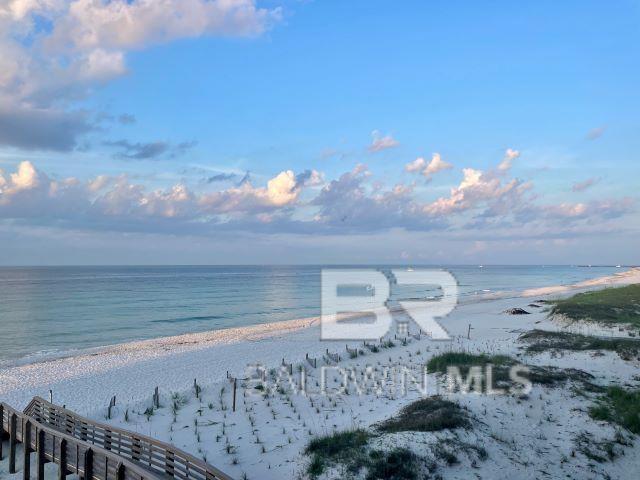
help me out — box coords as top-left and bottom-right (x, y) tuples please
(378, 397), (470, 433)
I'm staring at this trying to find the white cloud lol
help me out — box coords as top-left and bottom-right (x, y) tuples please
(0, 0), (281, 150)
(497, 148), (519, 171)
(368, 130), (399, 153)
(405, 153), (452, 179)
(45, 0), (281, 52)
(0, 161), (634, 237)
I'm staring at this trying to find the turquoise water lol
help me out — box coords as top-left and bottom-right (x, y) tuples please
(0, 265), (623, 367)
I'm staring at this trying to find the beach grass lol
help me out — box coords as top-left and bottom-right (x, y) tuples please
(305, 429), (371, 477)
(520, 329), (640, 360)
(366, 448), (422, 480)
(589, 386), (640, 434)
(427, 351), (601, 391)
(305, 429), (430, 479)
(378, 397), (470, 433)
(426, 352), (515, 374)
(548, 284), (640, 328)
(573, 432), (626, 463)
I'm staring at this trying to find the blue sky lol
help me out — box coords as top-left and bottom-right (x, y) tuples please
(0, 0), (638, 264)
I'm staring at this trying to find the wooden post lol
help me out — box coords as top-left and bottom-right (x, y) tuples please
(132, 437), (140, 461)
(37, 430), (46, 480)
(115, 461), (125, 480)
(58, 438), (67, 480)
(165, 451), (175, 476)
(0, 404), (4, 460)
(232, 378), (237, 412)
(104, 428), (111, 450)
(83, 448), (93, 480)
(22, 420), (31, 480)
(9, 413), (17, 474)
(467, 324), (471, 340)
(49, 390), (53, 403)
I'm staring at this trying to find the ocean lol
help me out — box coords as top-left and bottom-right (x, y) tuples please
(0, 265), (622, 367)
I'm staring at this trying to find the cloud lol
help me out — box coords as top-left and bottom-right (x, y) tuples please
(0, 162), (315, 229)
(295, 169), (324, 188)
(104, 139), (197, 160)
(45, 0), (282, 52)
(497, 148), (519, 171)
(423, 166), (525, 216)
(572, 177), (600, 192)
(586, 126), (606, 140)
(405, 153), (453, 179)
(0, 101), (94, 150)
(206, 173), (237, 183)
(0, 160), (634, 238)
(237, 171), (251, 186)
(368, 130), (399, 153)
(541, 198), (634, 221)
(0, 0), (281, 150)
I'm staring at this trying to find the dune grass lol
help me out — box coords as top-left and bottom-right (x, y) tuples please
(426, 352), (515, 374)
(378, 397), (470, 433)
(520, 329), (640, 361)
(305, 428), (433, 479)
(549, 284), (640, 328)
(427, 351), (601, 391)
(305, 429), (371, 477)
(589, 386), (640, 434)
(366, 448), (422, 480)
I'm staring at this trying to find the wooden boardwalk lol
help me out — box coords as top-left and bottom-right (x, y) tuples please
(1, 398), (233, 480)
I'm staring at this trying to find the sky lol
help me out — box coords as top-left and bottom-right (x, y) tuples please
(0, 0), (638, 265)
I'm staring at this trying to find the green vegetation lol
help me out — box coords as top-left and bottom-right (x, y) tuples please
(549, 284), (640, 328)
(427, 351), (601, 391)
(520, 329), (640, 361)
(305, 429), (371, 477)
(426, 352), (515, 374)
(589, 386), (640, 434)
(573, 432), (626, 463)
(378, 397), (470, 433)
(527, 366), (603, 393)
(305, 407), (489, 478)
(366, 448), (422, 480)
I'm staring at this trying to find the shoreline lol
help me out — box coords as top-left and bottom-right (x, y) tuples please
(3, 266), (639, 371)
(1, 268), (639, 479)
(0, 268), (638, 412)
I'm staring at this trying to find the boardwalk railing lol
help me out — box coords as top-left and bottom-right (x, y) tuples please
(1, 402), (160, 480)
(23, 397), (232, 480)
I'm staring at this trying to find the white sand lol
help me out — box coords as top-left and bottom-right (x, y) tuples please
(1, 268), (640, 480)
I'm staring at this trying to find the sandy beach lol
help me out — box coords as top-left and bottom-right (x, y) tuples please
(1, 268), (639, 479)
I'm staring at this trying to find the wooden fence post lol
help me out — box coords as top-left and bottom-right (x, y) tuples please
(115, 461), (125, 480)
(132, 437), (141, 461)
(9, 413), (17, 473)
(104, 428), (112, 450)
(58, 438), (67, 480)
(165, 451), (175, 476)
(232, 378), (237, 412)
(22, 420), (31, 480)
(37, 429), (46, 480)
(0, 404), (4, 460)
(83, 448), (93, 480)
